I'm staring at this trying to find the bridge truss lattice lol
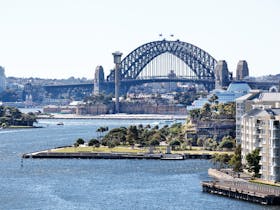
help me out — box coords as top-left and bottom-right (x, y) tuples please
(107, 40), (217, 82)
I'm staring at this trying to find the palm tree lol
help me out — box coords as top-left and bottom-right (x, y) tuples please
(96, 126), (108, 140)
(208, 94), (218, 104)
(186, 138), (193, 150)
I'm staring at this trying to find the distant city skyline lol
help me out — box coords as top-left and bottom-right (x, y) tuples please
(0, 0), (279, 79)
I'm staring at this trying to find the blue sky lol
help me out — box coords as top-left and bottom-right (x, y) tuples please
(0, 0), (279, 79)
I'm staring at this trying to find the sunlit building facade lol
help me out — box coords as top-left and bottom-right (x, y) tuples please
(0, 66), (6, 93)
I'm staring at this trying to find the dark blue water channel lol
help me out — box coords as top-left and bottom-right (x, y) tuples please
(0, 119), (278, 210)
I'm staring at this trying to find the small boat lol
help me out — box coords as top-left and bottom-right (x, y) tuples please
(161, 154), (184, 160)
(164, 119), (177, 124)
(57, 122), (64, 126)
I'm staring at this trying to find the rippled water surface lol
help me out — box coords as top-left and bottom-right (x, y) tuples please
(0, 119), (278, 210)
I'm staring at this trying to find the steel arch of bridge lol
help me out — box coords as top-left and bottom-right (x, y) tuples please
(107, 40), (217, 81)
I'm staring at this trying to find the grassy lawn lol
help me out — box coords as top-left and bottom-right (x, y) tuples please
(53, 146), (146, 153)
(172, 150), (233, 155)
(250, 179), (280, 188)
(52, 145), (233, 155)
(7, 126), (34, 129)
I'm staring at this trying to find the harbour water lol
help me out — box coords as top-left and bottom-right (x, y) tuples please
(0, 119), (278, 210)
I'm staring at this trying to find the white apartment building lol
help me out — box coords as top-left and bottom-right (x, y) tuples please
(236, 92), (280, 144)
(0, 66), (6, 92)
(241, 108), (280, 182)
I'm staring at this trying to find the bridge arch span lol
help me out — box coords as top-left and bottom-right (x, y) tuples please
(107, 40), (217, 81)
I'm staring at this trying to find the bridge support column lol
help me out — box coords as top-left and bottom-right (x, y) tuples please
(112, 51), (122, 113)
(204, 82), (215, 92)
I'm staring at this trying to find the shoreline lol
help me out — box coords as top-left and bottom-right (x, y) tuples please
(22, 151), (211, 160)
(38, 113), (188, 120)
(0, 125), (43, 130)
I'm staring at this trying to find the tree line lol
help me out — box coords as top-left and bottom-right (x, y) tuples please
(189, 94), (236, 121)
(212, 146), (261, 178)
(0, 106), (37, 127)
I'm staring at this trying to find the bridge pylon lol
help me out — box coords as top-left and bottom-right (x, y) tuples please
(215, 60), (230, 89)
(236, 60), (249, 81)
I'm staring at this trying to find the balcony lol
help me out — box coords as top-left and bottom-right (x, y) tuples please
(272, 162), (280, 167)
(272, 143), (280, 148)
(271, 153), (280, 158)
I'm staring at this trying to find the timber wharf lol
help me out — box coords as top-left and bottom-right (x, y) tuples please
(202, 180), (280, 205)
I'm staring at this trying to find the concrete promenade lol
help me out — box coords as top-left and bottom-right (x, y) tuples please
(22, 149), (212, 160)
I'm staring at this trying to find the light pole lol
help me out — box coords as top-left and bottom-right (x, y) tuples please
(112, 51), (122, 113)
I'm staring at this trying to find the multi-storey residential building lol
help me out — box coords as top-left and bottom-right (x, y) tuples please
(236, 92), (280, 144)
(235, 90), (261, 144)
(241, 108), (280, 182)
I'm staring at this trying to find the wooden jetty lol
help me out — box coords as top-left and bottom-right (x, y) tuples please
(201, 180), (280, 205)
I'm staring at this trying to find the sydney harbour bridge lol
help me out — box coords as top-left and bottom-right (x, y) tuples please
(44, 39), (278, 99)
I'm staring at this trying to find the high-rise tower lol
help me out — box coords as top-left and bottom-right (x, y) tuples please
(112, 51), (122, 113)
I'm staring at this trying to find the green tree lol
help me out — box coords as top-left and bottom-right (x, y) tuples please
(127, 125), (138, 139)
(126, 125), (138, 148)
(246, 148), (261, 177)
(169, 123), (182, 137)
(145, 124), (151, 129)
(151, 131), (166, 142)
(219, 136), (235, 150)
(186, 138), (193, 150)
(102, 127), (127, 146)
(169, 139), (181, 150)
(196, 138), (204, 147)
(84, 93), (113, 105)
(159, 125), (170, 137)
(0, 106), (37, 127)
(76, 138), (85, 145)
(138, 124), (143, 129)
(229, 144), (242, 172)
(203, 138), (218, 151)
(208, 94), (218, 104)
(96, 126), (109, 139)
(189, 109), (200, 120)
(153, 125), (159, 130)
(212, 153), (232, 169)
(201, 103), (211, 119)
(149, 139), (160, 147)
(88, 138), (100, 147)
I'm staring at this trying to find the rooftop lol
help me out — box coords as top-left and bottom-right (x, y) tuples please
(244, 108), (280, 117)
(259, 92), (280, 102)
(235, 91), (261, 101)
(227, 82), (251, 93)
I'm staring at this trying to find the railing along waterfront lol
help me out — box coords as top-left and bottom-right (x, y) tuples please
(210, 180), (280, 196)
